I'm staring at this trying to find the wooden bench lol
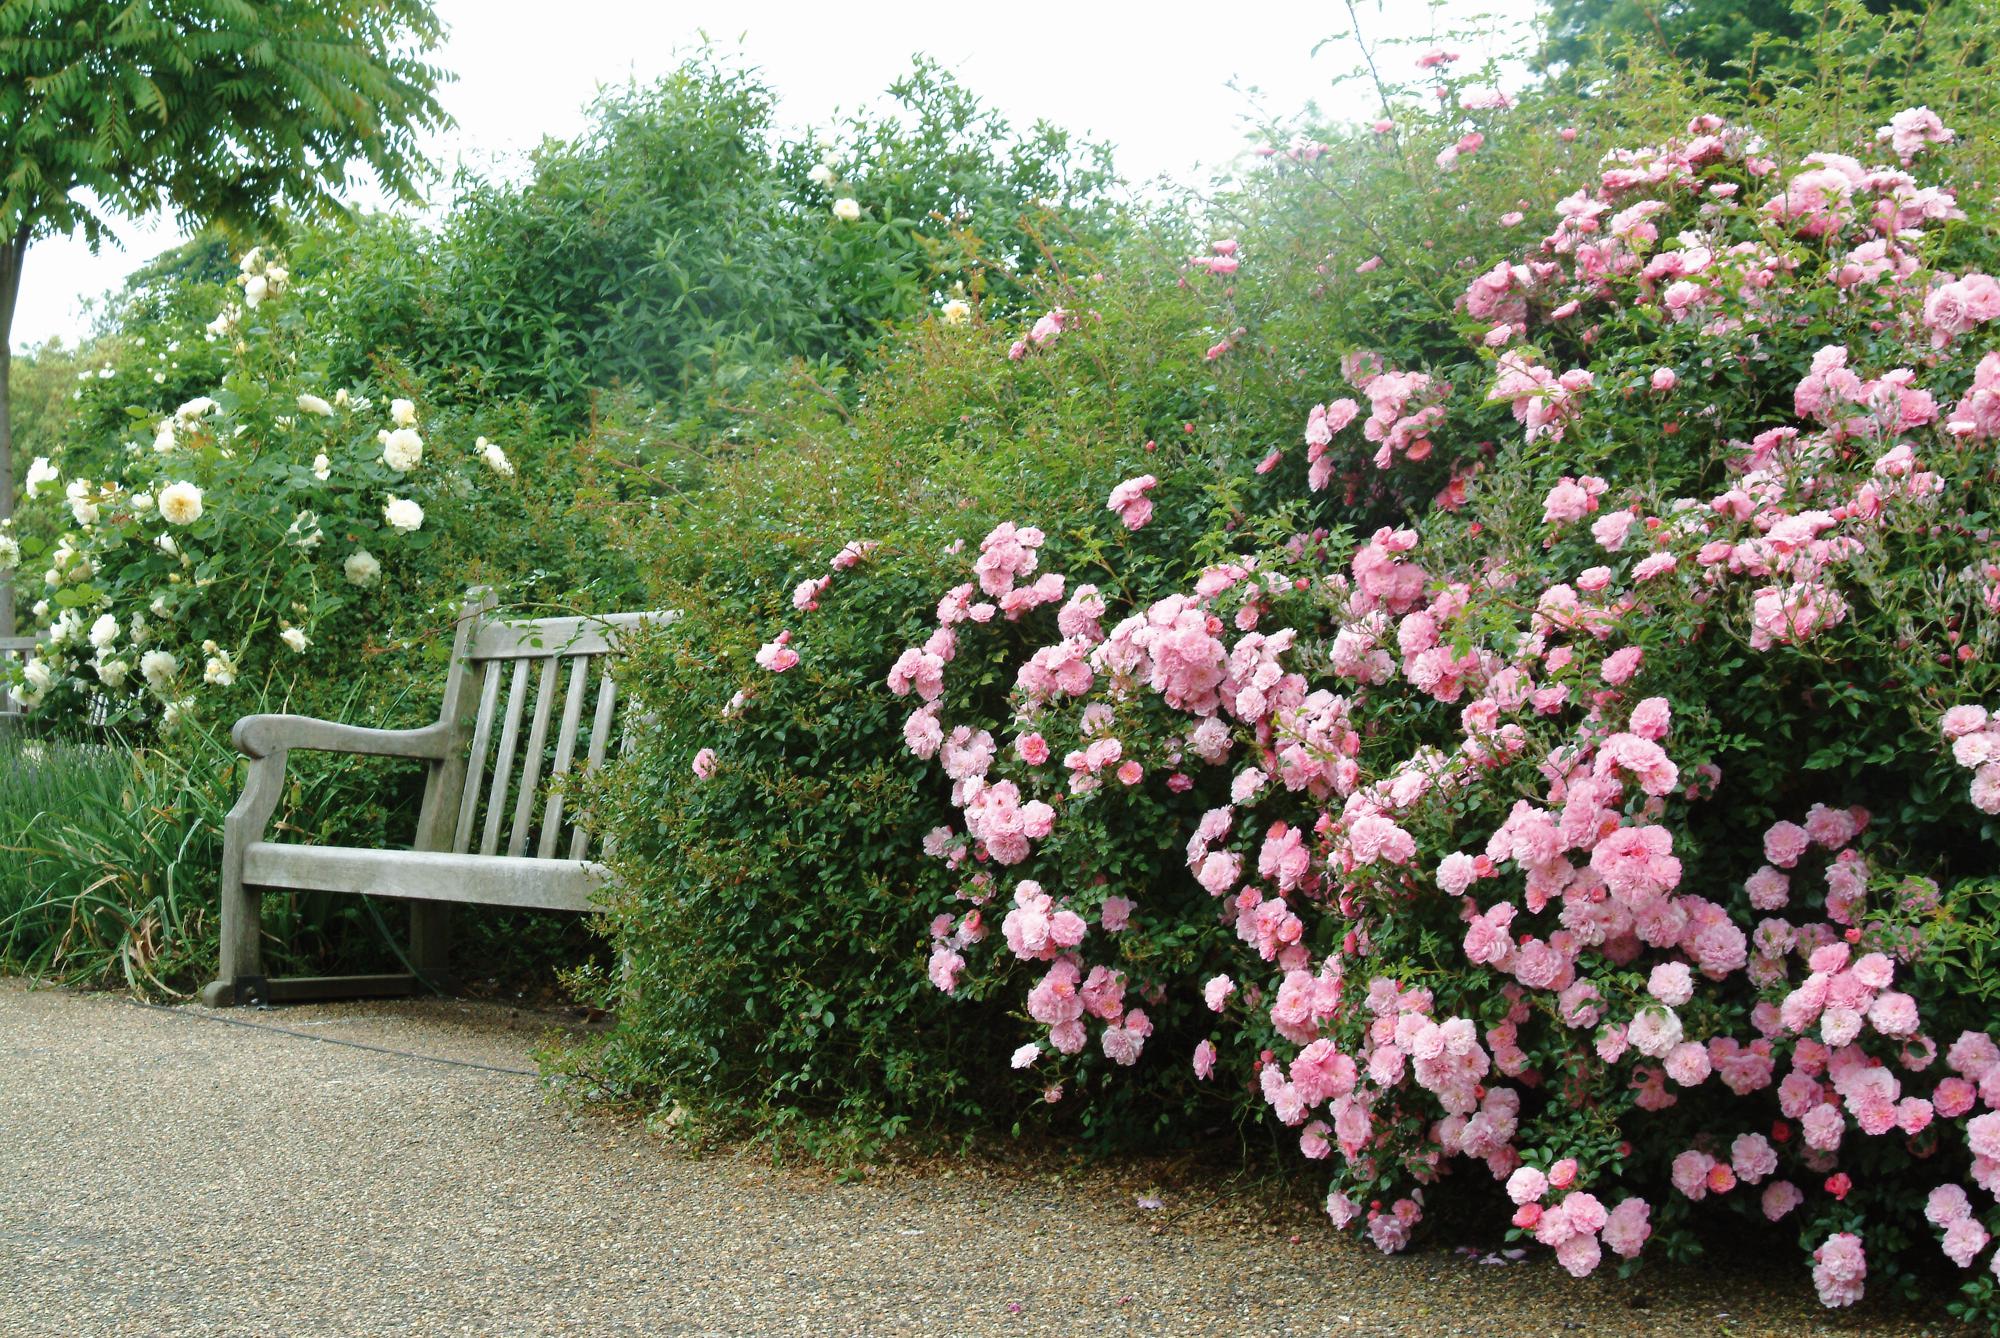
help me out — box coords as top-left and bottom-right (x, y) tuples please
(1, 634), (36, 719)
(199, 590), (666, 1007)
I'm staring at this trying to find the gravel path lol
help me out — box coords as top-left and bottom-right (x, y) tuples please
(0, 979), (1956, 1337)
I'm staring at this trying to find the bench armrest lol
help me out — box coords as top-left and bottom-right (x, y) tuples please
(232, 714), (454, 762)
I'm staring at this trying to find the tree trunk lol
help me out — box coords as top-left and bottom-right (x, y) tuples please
(0, 234), (20, 640)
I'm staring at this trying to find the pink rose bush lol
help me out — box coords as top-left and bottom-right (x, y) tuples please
(632, 51), (2000, 1327)
(870, 107), (2000, 1315)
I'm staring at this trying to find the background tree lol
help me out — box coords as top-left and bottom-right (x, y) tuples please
(1536, 0), (1952, 87)
(0, 0), (451, 635)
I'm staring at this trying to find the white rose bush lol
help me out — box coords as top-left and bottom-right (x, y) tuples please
(3, 252), (516, 727)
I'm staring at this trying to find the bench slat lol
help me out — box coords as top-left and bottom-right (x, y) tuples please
(508, 657), (561, 857)
(538, 655), (592, 859)
(243, 843), (603, 912)
(481, 659), (532, 857)
(571, 673), (619, 861)
(454, 661), (503, 855)
(469, 612), (661, 661)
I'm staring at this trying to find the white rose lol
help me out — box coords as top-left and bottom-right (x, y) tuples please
(128, 614), (149, 645)
(391, 398), (418, 428)
(344, 549), (382, 587)
(132, 491), (154, 512)
(380, 427), (423, 472)
(161, 698), (193, 728)
(297, 393), (334, 417)
(477, 437), (515, 476)
(807, 163), (835, 187)
(139, 648), (179, 690)
(65, 479), (99, 527)
(22, 657), (54, 693)
(24, 456), (58, 498)
(95, 657), (130, 689)
(286, 511), (323, 549)
(940, 298), (971, 326)
(152, 420), (177, 453)
(204, 651), (236, 687)
(831, 197), (862, 222)
(88, 614), (119, 650)
(279, 627), (310, 653)
(383, 497), (424, 533)
(334, 389), (352, 409)
(0, 535), (18, 571)
(242, 274), (269, 307)
(175, 397), (216, 422)
(158, 480), (204, 526)
(312, 453), (331, 481)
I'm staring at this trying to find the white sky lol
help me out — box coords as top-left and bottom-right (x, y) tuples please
(13, 0), (1534, 351)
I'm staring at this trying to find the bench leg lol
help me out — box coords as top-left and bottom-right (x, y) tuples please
(200, 873), (264, 1007)
(410, 902), (452, 990)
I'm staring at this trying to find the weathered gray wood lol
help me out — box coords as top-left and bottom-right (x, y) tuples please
(414, 587), (496, 853)
(266, 974), (420, 1003)
(0, 634), (34, 718)
(571, 672), (619, 860)
(242, 843), (604, 912)
(469, 612), (661, 661)
(507, 656), (561, 857)
(233, 714), (453, 761)
(453, 662), (503, 855)
(199, 748), (289, 1007)
(538, 656), (591, 858)
(481, 659), (532, 857)
(412, 588), (497, 980)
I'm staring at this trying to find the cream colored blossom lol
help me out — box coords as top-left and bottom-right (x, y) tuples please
(279, 627), (310, 653)
(297, 393), (335, 417)
(380, 427), (423, 472)
(139, 648), (178, 691)
(159, 481), (204, 526)
(344, 549), (381, 586)
(832, 197), (862, 222)
(383, 497), (424, 533)
(312, 453), (332, 481)
(478, 437), (515, 476)
(391, 398), (418, 428)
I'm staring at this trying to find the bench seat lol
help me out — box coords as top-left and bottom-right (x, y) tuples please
(243, 843), (605, 912)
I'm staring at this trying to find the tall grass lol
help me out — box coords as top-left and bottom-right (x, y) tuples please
(0, 727), (230, 992)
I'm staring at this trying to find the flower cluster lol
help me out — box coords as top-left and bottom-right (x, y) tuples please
(6, 258), (520, 725)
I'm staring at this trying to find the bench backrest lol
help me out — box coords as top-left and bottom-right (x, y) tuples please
(416, 592), (665, 864)
(1, 635), (37, 718)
